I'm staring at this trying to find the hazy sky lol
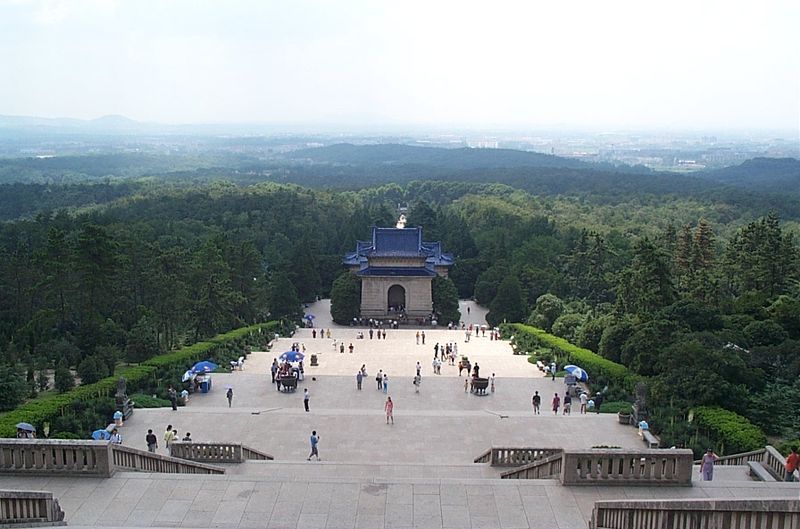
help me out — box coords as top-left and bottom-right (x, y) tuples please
(1, 0), (798, 131)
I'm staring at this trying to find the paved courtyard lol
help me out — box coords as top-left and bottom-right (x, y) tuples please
(8, 300), (792, 529)
(119, 300), (643, 464)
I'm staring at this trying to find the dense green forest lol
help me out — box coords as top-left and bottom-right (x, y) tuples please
(0, 146), (798, 451)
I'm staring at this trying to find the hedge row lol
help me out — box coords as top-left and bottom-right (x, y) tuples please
(0, 322), (280, 438)
(502, 323), (641, 391)
(691, 406), (767, 455)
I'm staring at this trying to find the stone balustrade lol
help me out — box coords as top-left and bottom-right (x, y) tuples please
(0, 439), (113, 477)
(590, 499), (800, 529)
(763, 445), (788, 480)
(501, 452), (564, 479)
(169, 442), (273, 463)
(693, 447), (766, 466)
(484, 447), (562, 467)
(112, 444), (224, 474)
(0, 440), (223, 476)
(562, 449), (694, 486)
(0, 490), (65, 526)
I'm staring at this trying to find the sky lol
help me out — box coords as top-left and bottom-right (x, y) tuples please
(0, 0), (798, 132)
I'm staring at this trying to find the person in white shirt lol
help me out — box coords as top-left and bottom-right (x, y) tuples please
(579, 392), (588, 414)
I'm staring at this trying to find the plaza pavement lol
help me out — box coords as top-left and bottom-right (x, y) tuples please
(7, 300), (796, 528)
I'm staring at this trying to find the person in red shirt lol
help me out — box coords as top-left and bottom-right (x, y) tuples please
(785, 446), (799, 482)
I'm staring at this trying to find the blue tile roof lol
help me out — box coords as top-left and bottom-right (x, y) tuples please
(343, 227), (454, 267)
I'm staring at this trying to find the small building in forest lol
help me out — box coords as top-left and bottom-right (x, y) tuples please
(343, 227), (454, 319)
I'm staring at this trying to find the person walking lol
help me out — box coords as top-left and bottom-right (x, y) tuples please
(270, 359), (278, 383)
(340, 343), (345, 354)
(532, 391), (541, 414)
(785, 446), (799, 482)
(413, 374), (421, 393)
(384, 396), (394, 424)
(349, 343), (354, 354)
(308, 431), (320, 461)
(369, 328), (374, 339)
(490, 373), (496, 393)
(376, 370), (383, 390)
(226, 387), (234, 408)
(421, 331), (425, 345)
(382, 374), (389, 394)
(145, 429), (157, 453)
(303, 388), (310, 412)
(415, 331), (420, 345)
(552, 393), (561, 415)
(594, 392), (604, 414)
(579, 392), (588, 414)
(164, 425), (176, 453)
(168, 385), (178, 411)
(356, 371), (363, 390)
(563, 394), (572, 415)
(700, 449), (718, 481)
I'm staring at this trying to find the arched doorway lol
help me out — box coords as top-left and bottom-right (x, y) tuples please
(387, 284), (406, 312)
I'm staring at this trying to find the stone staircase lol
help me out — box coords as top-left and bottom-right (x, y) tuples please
(221, 459), (503, 480)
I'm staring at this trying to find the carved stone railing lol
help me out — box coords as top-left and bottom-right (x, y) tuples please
(475, 447), (562, 467)
(169, 442), (273, 463)
(762, 445), (788, 480)
(473, 449), (492, 464)
(590, 499), (800, 529)
(0, 490), (65, 526)
(691, 445), (787, 480)
(111, 445), (224, 474)
(0, 440), (223, 476)
(693, 447), (766, 466)
(501, 452), (563, 479)
(0, 439), (113, 477)
(562, 449), (694, 486)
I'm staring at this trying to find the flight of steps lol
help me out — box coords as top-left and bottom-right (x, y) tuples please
(218, 459), (504, 480)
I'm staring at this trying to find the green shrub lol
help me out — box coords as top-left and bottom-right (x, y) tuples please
(130, 393), (171, 408)
(777, 439), (800, 456)
(691, 406), (766, 455)
(0, 322), (278, 438)
(502, 323), (641, 391)
(599, 401), (633, 414)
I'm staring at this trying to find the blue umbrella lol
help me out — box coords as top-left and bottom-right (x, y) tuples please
(16, 422), (35, 433)
(564, 365), (588, 382)
(192, 360), (219, 373)
(92, 429), (111, 440)
(279, 351), (305, 363)
(304, 314), (315, 320)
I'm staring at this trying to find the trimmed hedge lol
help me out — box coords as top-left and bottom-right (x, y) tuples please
(691, 406), (767, 455)
(502, 323), (641, 391)
(0, 322), (280, 438)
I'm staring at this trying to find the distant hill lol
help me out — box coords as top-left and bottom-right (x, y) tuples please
(0, 114), (152, 134)
(286, 143), (645, 172)
(700, 157), (800, 193)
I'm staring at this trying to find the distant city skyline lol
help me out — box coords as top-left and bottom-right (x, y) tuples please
(1, 0), (798, 133)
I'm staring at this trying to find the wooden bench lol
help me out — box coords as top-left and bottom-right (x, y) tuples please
(642, 430), (659, 449)
(748, 461), (777, 482)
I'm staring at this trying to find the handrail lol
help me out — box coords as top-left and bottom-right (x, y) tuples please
(473, 449), (492, 464)
(763, 445), (787, 480)
(501, 452), (563, 479)
(111, 444), (224, 474)
(474, 447), (562, 467)
(692, 447), (765, 465)
(169, 442), (272, 463)
(590, 499), (800, 529)
(0, 490), (65, 526)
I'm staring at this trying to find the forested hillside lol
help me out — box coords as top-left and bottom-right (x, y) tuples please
(0, 148), (798, 451)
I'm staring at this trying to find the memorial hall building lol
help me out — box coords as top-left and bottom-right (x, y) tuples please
(343, 227), (454, 319)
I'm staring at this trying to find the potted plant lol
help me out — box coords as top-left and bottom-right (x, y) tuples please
(618, 409), (632, 424)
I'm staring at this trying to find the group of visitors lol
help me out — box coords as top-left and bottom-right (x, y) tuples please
(147, 423), (191, 453)
(531, 390), (595, 415)
(374, 370), (389, 393)
(310, 328), (331, 339)
(433, 342), (458, 364)
(415, 330), (426, 345)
